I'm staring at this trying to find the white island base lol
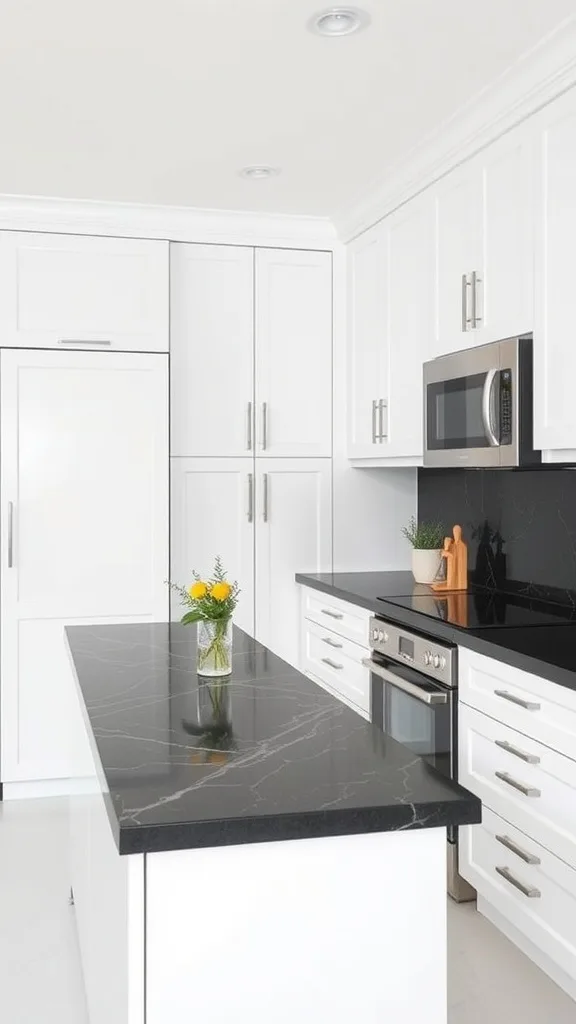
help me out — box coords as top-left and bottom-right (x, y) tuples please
(70, 791), (448, 1024)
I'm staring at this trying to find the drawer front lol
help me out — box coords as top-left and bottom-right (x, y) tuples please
(459, 647), (576, 760)
(459, 703), (576, 868)
(302, 587), (371, 647)
(460, 806), (576, 983)
(303, 618), (370, 716)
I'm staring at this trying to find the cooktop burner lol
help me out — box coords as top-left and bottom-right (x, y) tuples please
(378, 588), (576, 630)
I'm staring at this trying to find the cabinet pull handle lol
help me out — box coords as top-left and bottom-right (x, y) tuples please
(321, 609), (343, 620)
(262, 402), (268, 450)
(461, 274), (471, 331)
(495, 739), (540, 764)
(495, 834), (541, 865)
(263, 473), (269, 522)
(247, 402), (253, 451)
(495, 771), (541, 798)
(379, 399), (388, 442)
(495, 866), (541, 899)
(372, 399), (378, 443)
(322, 636), (343, 649)
(471, 270), (482, 327)
(322, 657), (343, 671)
(247, 474), (254, 523)
(494, 689), (540, 711)
(7, 501), (14, 568)
(58, 339), (112, 346)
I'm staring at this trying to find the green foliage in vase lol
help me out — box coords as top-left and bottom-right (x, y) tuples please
(401, 516), (445, 550)
(168, 555), (240, 625)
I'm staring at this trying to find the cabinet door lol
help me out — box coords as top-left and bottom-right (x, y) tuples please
(0, 350), (169, 783)
(534, 90), (576, 450)
(0, 232), (169, 351)
(170, 244), (254, 457)
(255, 249), (332, 458)
(255, 459), (331, 666)
(435, 167), (483, 355)
(171, 458), (255, 636)
(386, 196), (436, 458)
(347, 223), (389, 458)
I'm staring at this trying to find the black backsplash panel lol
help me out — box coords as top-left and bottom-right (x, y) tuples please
(418, 468), (576, 605)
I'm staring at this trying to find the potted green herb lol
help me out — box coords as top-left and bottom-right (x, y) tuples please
(402, 517), (445, 584)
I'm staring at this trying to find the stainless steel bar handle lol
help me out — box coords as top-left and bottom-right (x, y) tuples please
(372, 399), (378, 443)
(379, 399), (387, 442)
(7, 501), (14, 568)
(321, 609), (343, 620)
(495, 866), (541, 899)
(322, 636), (343, 649)
(461, 274), (471, 331)
(495, 739), (540, 764)
(471, 270), (482, 327)
(247, 402), (253, 451)
(495, 771), (541, 798)
(362, 658), (448, 705)
(495, 833), (541, 865)
(262, 403), (268, 450)
(262, 473), (269, 522)
(481, 368), (499, 447)
(58, 339), (112, 346)
(322, 657), (343, 671)
(247, 474), (254, 523)
(494, 689), (541, 711)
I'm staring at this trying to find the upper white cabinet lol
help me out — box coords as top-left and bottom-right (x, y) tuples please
(170, 245), (254, 457)
(0, 348), (169, 785)
(347, 223), (388, 458)
(436, 166), (484, 353)
(254, 249), (332, 458)
(0, 232), (169, 352)
(533, 88), (576, 451)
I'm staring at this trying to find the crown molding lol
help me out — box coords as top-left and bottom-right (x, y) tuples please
(0, 194), (337, 249)
(334, 14), (576, 241)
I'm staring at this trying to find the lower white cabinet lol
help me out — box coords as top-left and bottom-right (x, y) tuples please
(1, 349), (169, 786)
(299, 586), (371, 719)
(171, 459), (332, 669)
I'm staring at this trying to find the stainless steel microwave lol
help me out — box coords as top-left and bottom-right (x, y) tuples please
(423, 335), (541, 468)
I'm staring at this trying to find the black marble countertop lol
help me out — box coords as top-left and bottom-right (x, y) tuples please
(65, 623), (480, 856)
(296, 572), (576, 692)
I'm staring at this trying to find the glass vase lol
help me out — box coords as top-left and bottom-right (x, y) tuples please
(197, 618), (232, 677)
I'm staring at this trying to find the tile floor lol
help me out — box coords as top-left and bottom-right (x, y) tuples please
(0, 798), (575, 1023)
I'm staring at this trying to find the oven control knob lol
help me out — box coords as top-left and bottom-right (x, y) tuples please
(383, 631), (389, 643)
(423, 651), (431, 666)
(439, 655), (446, 670)
(433, 654), (440, 669)
(372, 628), (379, 641)
(378, 629), (387, 643)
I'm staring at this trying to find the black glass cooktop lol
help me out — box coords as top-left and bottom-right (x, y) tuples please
(378, 589), (576, 630)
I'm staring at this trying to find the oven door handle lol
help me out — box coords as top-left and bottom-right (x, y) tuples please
(482, 368), (500, 447)
(362, 658), (448, 705)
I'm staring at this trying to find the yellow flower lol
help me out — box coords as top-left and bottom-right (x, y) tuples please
(211, 581), (232, 602)
(189, 581), (207, 600)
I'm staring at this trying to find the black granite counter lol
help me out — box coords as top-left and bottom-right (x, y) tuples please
(65, 623), (480, 855)
(296, 572), (576, 692)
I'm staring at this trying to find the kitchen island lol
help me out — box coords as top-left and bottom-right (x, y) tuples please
(66, 623), (480, 1024)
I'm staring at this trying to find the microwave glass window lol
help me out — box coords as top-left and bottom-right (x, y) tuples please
(427, 371), (494, 450)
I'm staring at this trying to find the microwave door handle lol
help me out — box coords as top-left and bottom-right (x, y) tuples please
(482, 368), (500, 447)
(362, 659), (448, 705)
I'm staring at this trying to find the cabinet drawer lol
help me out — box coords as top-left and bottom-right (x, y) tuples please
(302, 587), (371, 647)
(459, 647), (576, 759)
(459, 703), (576, 868)
(303, 618), (370, 717)
(460, 806), (576, 985)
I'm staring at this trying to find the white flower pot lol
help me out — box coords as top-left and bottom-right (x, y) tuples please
(412, 548), (442, 585)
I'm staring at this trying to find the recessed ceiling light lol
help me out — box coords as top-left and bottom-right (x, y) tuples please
(309, 7), (370, 37)
(239, 166), (280, 180)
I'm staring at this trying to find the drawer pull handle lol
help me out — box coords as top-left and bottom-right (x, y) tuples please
(495, 771), (541, 798)
(495, 866), (541, 899)
(494, 689), (541, 711)
(321, 657), (343, 671)
(322, 637), (343, 649)
(495, 834), (541, 865)
(321, 609), (343, 620)
(495, 739), (540, 764)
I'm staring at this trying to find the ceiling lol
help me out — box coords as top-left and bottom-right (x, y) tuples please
(0, 0), (575, 218)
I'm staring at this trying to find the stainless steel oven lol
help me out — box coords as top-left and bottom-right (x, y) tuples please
(365, 617), (475, 902)
(423, 334), (540, 468)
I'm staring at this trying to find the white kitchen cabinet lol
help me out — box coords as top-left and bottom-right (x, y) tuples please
(436, 165), (484, 354)
(0, 232), (169, 352)
(0, 349), (169, 786)
(170, 245), (254, 457)
(170, 458), (255, 636)
(347, 222), (389, 458)
(255, 460), (332, 666)
(301, 617), (370, 719)
(255, 249), (332, 458)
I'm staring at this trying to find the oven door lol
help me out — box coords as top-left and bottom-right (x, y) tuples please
(366, 654), (455, 779)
